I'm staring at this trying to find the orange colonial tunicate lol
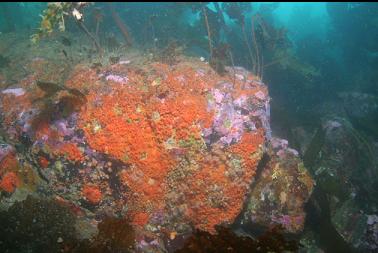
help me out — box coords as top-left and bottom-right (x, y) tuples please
(131, 212), (150, 226)
(77, 61), (266, 231)
(0, 172), (20, 193)
(53, 143), (84, 162)
(0, 153), (18, 171)
(182, 132), (264, 233)
(82, 185), (102, 204)
(39, 157), (50, 169)
(228, 130), (265, 169)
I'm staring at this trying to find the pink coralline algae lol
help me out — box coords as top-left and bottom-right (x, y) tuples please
(18, 109), (38, 133)
(271, 138), (288, 150)
(53, 118), (75, 137)
(105, 74), (129, 84)
(271, 214), (304, 231)
(205, 89), (248, 146)
(271, 137), (299, 157)
(119, 60), (131, 65)
(0, 144), (14, 162)
(204, 82), (270, 146)
(195, 68), (206, 77)
(1, 88), (25, 97)
(254, 90), (266, 100)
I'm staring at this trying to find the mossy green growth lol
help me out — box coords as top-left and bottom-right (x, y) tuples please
(178, 134), (206, 152)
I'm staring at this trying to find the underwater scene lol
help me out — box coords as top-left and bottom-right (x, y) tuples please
(0, 2), (377, 252)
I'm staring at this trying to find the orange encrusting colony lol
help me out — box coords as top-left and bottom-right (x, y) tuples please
(183, 130), (264, 233)
(82, 185), (102, 204)
(75, 61), (266, 231)
(130, 212), (150, 226)
(229, 130), (265, 169)
(54, 143), (84, 162)
(0, 153), (18, 172)
(78, 63), (216, 224)
(39, 156), (50, 168)
(0, 153), (21, 193)
(0, 172), (20, 193)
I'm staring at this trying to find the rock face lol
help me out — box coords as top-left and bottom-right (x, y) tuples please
(0, 56), (313, 251)
(241, 137), (314, 233)
(301, 115), (378, 252)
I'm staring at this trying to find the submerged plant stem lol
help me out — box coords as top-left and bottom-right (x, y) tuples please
(251, 15), (261, 79)
(202, 6), (213, 61)
(76, 20), (101, 53)
(109, 4), (133, 47)
(241, 22), (255, 73)
(228, 50), (236, 88)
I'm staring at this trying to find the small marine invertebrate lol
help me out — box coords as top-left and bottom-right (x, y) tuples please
(0, 172), (20, 193)
(0, 152), (18, 171)
(131, 212), (150, 226)
(54, 143), (84, 162)
(82, 185), (102, 204)
(39, 157), (50, 169)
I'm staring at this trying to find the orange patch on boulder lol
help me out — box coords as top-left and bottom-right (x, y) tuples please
(82, 185), (102, 204)
(0, 172), (20, 193)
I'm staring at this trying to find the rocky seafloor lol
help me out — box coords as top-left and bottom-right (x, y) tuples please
(0, 32), (377, 252)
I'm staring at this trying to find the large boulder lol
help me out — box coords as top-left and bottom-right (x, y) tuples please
(338, 92), (378, 138)
(301, 115), (378, 252)
(240, 137), (314, 233)
(0, 54), (313, 251)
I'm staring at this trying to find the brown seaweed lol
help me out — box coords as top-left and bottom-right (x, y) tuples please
(32, 81), (86, 132)
(36, 80), (86, 100)
(36, 80), (65, 96)
(210, 43), (231, 75)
